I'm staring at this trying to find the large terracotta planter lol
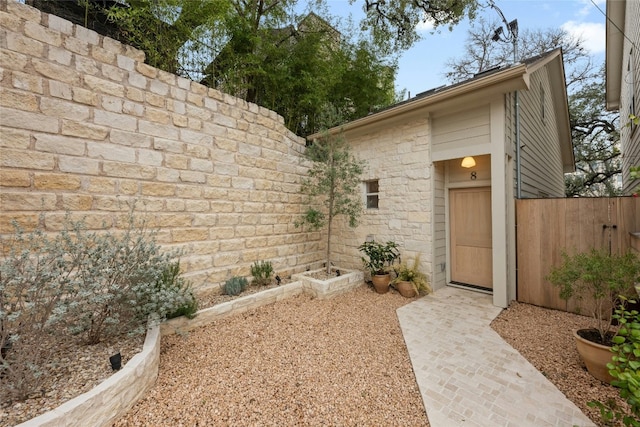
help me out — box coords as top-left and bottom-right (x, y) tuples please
(371, 274), (391, 294)
(574, 329), (614, 384)
(395, 280), (417, 298)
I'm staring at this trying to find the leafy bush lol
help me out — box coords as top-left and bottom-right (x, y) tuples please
(546, 249), (640, 344)
(157, 262), (198, 319)
(250, 261), (273, 287)
(0, 215), (195, 403)
(589, 297), (640, 426)
(358, 240), (400, 276)
(391, 254), (432, 295)
(224, 276), (248, 296)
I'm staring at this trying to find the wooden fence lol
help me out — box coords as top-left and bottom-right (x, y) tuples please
(516, 197), (640, 311)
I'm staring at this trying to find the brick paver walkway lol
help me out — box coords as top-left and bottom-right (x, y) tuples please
(397, 286), (596, 426)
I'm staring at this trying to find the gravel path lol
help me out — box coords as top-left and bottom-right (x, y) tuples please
(4, 285), (631, 426)
(115, 285), (428, 426)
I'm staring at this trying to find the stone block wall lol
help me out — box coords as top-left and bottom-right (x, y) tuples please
(0, 0), (323, 294)
(331, 119), (434, 279)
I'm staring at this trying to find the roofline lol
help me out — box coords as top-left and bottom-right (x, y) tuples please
(605, 0), (626, 111)
(549, 50), (575, 172)
(308, 63), (528, 139)
(308, 48), (574, 171)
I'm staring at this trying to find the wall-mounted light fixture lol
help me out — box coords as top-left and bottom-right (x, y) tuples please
(461, 156), (476, 168)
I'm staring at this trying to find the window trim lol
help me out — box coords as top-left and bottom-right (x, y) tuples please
(364, 180), (379, 209)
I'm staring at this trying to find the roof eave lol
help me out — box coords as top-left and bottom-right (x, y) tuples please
(605, 0), (625, 111)
(307, 63), (529, 140)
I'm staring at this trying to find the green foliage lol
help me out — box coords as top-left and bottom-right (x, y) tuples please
(158, 262), (198, 319)
(546, 249), (640, 343)
(0, 215), (194, 403)
(104, 0), (400, 136)
(106, 0), (229, 74)
(354, 0), (478, 54)
(358, 240), (400, 276)
(391, 254), (432, 295)
(223, 276), (248, 296)
(631, 165), (640, 197)
(297, 131), (365, 274)
(565, 66), (621, 197)
(250, 261), (274, 287)
(589, 297), (640, 426)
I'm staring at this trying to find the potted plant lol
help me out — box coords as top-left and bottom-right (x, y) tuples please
(547, 248), (640, 383)
(391, 254), (432, 298)
(588, 296), (640, 425)
(358, 240), (400, 293)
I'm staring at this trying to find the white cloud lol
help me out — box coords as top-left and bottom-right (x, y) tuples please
(577, 0), (605, 17)
(561, 21), (606, 54)
(416, 15), (435, 32)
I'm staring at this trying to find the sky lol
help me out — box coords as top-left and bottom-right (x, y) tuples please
(322, 0), (608, 98)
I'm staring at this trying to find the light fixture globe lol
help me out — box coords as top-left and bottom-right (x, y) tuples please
(461, 156), (476, 168)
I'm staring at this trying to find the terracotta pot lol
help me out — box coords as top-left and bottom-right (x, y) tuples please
(371, 274), (391, 294)
(573, 329), (614, 383)
(395, 280), (417, 298)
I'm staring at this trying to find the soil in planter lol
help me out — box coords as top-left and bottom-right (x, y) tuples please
(576, 328), (616, 347)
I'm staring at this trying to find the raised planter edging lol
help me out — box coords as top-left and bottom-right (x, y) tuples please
(161, 281), (305, 335)
(16, 325), (161, 427)
(292, 267), (364, 299)
(19, 269), (363, 426)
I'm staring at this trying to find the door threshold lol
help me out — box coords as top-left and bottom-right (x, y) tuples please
(447, 281), (493, 295)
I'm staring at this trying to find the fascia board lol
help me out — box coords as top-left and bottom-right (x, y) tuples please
(307, 64), (528, 140)
(605, 0), (625, 111)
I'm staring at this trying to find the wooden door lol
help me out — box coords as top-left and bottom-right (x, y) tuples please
(449, 187), (493, 289)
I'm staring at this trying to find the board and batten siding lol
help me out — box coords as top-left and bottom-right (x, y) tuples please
(515, 66), (566, 198)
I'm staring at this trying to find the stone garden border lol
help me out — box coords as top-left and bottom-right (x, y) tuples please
(18, 269), (364, 426)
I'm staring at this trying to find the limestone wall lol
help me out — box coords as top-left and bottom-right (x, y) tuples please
(0, 0), (323, 294)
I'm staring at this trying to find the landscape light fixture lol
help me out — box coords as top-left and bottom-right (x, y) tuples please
(109, 352), (122, 371)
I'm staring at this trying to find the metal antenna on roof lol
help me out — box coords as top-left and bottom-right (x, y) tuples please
(487, 0), (518, 64)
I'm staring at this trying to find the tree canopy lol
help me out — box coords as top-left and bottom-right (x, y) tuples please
(354, 0), (479, 53)
(28, 0), (476, 136)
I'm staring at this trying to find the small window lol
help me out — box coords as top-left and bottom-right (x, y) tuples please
(364, 180), (379, 209)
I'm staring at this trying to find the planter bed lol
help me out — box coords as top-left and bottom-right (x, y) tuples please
(18, 269), (364, 426)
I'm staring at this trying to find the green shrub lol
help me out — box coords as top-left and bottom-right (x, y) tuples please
(589, 297), (640, 426)
(0, 214), (194, 403)
(224, 276), (248, 296)
(546, 249), (640, 344)
(157, 262), (198, 319)
(250, 261), (273, 287)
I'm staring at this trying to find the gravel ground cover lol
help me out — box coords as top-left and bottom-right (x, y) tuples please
(0, 334), (144, 426)
(3, 285), (632, 426)
(115, 285), (428, 426)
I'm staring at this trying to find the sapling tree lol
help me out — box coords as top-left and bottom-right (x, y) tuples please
(296, 131), (365, 274)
